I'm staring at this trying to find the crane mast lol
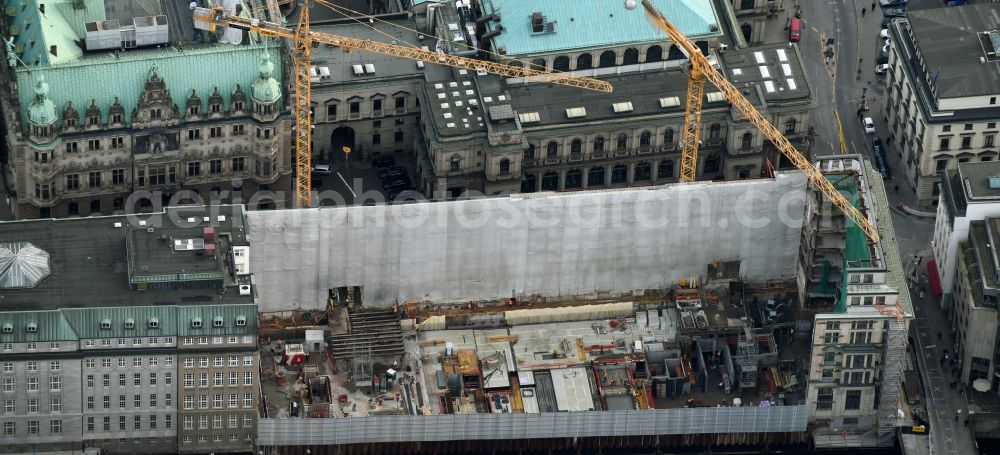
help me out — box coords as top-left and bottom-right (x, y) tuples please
(636, 0), (880, 242)
(194, 4), (612, 208)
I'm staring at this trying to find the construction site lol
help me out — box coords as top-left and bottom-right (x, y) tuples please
(243, 155), (914, 453)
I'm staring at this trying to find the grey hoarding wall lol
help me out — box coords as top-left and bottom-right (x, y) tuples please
(248, 173), (808, 312)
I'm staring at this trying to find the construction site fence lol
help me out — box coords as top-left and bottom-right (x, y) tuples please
(258, 405), (809, 446)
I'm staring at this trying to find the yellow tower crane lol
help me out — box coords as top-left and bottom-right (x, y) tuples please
(193, 4), (613, 208)
(630, 0), (879, 242)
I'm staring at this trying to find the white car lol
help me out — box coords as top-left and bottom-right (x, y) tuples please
(863, 117), (876, 134)
(875, 64), (890, 74)
(880, 29), (889, 40)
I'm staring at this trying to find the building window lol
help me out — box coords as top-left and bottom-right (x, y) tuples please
(394, 131), (404, 143)
(709, 124), (721, 139)
(187, 162), (201, 176)
(110, 137), (123, 149)
(27, 420), (38, 435)
(742, 132), (753, 149)
(593, 136), (605, 152)
(961, 136), (972, 149)
(450, 154), (461, 171)
(50, 396), (61, 412)
(209, 126), (222, 138)
(844, 390), (862, 410)
(704, 155), (720, 173)
(986, 135), (995, 148)
(936, 159), (948, 174)
(639, 131), (652, 147)
(64, 142), (78, 154)
(940, 137), (950, 150)
(784, 119), (797, 134)
(816, 387), (834, 411)
(34, 151), (48, 163)
(616, 134), (628, 151)
(635, 162), (651, 181)
(88, 171), (102, 187)
(232, 157), (245, 172)
(350, 102), (360, 115)
(111, 169), (125, 185)
(87, 139), (101, 151)
(547, 141), (558, 158)
(611, 165), (628, 184)
(499, 158), (511, 175)
(209, 159), (223, 175)
(663, 129), (674, 146)
(65, 174), (79, 190)
(188, 129), (201, 140)
(598, 50), (616, 68)
(28, 398), (38, 413)
(49, 376), (61, 391)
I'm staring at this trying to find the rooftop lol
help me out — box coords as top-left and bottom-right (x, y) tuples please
(6, 0), (283, 131)
(905, 4), (1000, 99)
(481, 0), (721, 56)
(310, 20), (452, 86)
(718, 44), (812, 103)
(0, 205), (254, 311)
(958, 161), (1000, 201)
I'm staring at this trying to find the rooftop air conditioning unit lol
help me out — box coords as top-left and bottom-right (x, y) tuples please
(239, 284), (251, 296)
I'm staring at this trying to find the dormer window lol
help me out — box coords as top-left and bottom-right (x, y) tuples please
(26, 323), (37, 333)
(100, 319), (112, 330)
(124, 318), (135, 330)
(191, 317), (202, 329)
(234, 101), (244, 111)
(212, 316), (224, 328)
(151, 109), (161, 119)
(211, 103), (221, 113)
(188, 106), (199, 116)
(64, 117), (76, 127)
(148, 318), (159, 329)
(1, 323), (12, 334)
(235, 316), (247, 327)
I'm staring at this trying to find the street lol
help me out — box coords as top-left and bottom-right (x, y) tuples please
(796, 0), (976, 453)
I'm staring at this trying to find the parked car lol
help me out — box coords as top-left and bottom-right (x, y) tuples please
(879, 0), (904, 7)
(312, 163), (332, 175)
(372, 156), (395, 169)
(884, 8), (906, 17)
(863, 117), (876, 134)
(875, 64), (890, 74)
(880, 29), (889, 40)
(873, 138), (891, 179)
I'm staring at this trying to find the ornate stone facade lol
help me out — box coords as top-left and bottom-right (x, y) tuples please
(9, 59), (292, 219)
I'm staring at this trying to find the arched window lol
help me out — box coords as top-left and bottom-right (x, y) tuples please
(113, 197), (124, 211)
(616, 133), (628, 151)
(634, 162), (651, 181)
(663, 128), (674, 145)
(553, 56), (570, 72)
(565, 169), (583, 189)
(599, 50), (616, 68)
(576, 54), (593, 70)
(521, 174), (537, 193)
(450, 154), (461, 170)
(785, 119), (797, 134)
(525, 143), (536, 160)
(658, 160), (674, 179)
(742, 132), (753, 150)
(499, 158), (511, 174)
(593, 136), (605, 152)
(645, 45), (663, 62)
(541, 172), (559, 191)
(571, 139), (582, 157)
(90, 200), (101, 214)
(68, 202), (79, 216)
(611, 165), (628, 183)
(639, 131), (652, 147)
(667, 45), (686, 60)
(623, 48), (639, 65)
(546, 141), (558, 158)
(530, 58), (546, 71)
(709, 124), (721, 139)
(588, 167), (606, 186)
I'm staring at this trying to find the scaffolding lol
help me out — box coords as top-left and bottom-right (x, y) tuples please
(735, 326), (758, 389)
(351, 345), (374, 391)
(876, 304), (907, 444)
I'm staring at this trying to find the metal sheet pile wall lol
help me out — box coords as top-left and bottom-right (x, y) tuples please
(257, 405), (810, 445)
(248, 174), (808, 311)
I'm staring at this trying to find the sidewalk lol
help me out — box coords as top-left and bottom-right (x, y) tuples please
(908, 250), (978, 455)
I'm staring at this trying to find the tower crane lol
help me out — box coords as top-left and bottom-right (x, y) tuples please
(627, 0), (879, 242)
(193, 4), (613, 208)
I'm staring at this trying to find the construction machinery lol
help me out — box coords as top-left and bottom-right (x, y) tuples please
(193, 3), (612, 208)
(629, 0), (879, 242)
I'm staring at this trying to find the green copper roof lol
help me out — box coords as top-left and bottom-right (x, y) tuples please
(482, 0), (721, 56)
(14, 43), (282, 132)
(252, 54), (282, 104)
(7, 0), (106, 67)
(175, 304), (257, 337)
(28, 75), (56, 125)
(62, 306), (178, 339)
(0, 310), (78, 343)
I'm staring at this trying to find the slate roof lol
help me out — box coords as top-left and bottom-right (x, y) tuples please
(906, 4), (1000, 99)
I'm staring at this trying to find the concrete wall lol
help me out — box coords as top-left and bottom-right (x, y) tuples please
(248, 173), (808, 312)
